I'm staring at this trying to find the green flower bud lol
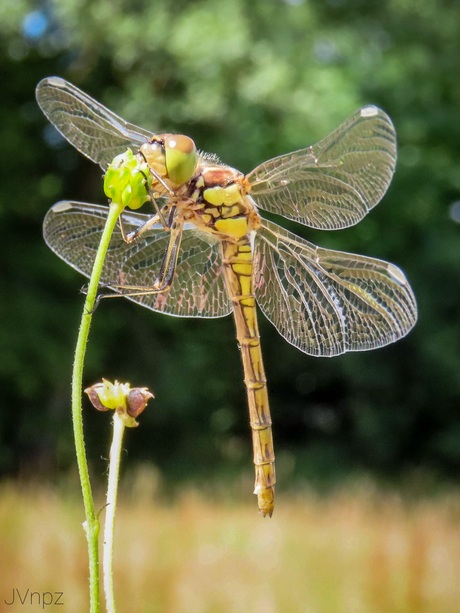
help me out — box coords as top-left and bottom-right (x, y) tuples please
(103, 149), (152, 210)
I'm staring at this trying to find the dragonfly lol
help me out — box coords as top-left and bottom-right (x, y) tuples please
(36, 77), (417, 516)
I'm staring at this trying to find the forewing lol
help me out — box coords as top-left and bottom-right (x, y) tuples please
(248, 107), (396, 230)
(43, 202), (232, 318)
(36, 77), (154, 169)
(254, 219), (417, 356)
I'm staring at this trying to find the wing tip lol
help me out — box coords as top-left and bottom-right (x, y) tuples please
(51, 200), (74, 213)
(360, 105), (381, 118)
(387, 262), (409, 286)
(36, 75), (66, 93)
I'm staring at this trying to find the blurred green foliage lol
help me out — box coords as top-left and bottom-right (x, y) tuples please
(1, 0), (459, 490)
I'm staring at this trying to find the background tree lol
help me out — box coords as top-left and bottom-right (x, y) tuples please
(1, 0), (459, 492)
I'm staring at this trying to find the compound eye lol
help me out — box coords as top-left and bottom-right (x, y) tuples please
(164, 134), (197, 185)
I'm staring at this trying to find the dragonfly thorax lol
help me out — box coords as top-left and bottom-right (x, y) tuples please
(186, 164), (261, 240)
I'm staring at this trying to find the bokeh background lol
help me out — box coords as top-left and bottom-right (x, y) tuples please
(1, 1), (460, 610)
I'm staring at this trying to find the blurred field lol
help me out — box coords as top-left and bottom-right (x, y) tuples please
(1, 480), (459, 613)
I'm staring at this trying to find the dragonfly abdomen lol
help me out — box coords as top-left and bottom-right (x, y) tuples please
(222, 239), (276, 517)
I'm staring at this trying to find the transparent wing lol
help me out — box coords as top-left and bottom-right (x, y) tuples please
(36, 77), (155, 169)
(43, 202), (232, 318)
(254, 219), (417, 356)
(247, 106), (396, 230)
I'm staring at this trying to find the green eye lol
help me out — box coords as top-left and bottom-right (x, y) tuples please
(164, 134), (197, 185)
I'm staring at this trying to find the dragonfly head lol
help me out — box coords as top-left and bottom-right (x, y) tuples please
(164, 134), (198, 186)
(140, 134), (198, 189)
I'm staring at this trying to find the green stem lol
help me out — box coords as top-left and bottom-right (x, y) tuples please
(103, 412), (126, 613)
(71, 201), (125, 613)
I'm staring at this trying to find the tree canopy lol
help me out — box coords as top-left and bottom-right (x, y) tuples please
(1, 0), (459, 491)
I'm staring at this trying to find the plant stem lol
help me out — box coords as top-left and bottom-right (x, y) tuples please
(103, 412), (126, 613)
(71, 202), (125, 613)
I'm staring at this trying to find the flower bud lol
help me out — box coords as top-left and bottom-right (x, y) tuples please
(85, 379), (154, 427)
(103, 149), (152, 210)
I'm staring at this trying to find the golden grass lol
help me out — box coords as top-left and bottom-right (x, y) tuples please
(1, 480), (459, 613)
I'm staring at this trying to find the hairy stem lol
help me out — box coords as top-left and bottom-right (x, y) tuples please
(72, 202), (124, 613)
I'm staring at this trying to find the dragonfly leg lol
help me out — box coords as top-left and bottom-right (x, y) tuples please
(89, 275), (174, 302)
(79, 284), (103, 313)
(118, 211), (164, 244)
(90, 215), (183, 302)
